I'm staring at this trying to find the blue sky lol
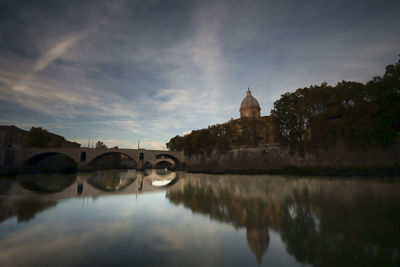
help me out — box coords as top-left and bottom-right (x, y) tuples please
(0, 0), (399, 149)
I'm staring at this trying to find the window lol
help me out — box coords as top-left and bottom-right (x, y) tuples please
(80, 151), (86, 161)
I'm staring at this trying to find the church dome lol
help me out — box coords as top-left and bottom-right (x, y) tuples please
(240, 88), (261, 118)
(240, 88), (260, 110)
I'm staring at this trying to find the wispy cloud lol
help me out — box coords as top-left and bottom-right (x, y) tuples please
(0, 0), (399, 148)
(33, 35), (82, 73)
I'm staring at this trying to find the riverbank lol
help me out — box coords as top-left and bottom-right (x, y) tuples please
(183, 141), (400, 177)
(187, 165), (400, 177)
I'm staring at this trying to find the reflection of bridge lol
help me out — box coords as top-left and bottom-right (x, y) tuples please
(5, 170), (184, 199)
(1, 147), (184, 170)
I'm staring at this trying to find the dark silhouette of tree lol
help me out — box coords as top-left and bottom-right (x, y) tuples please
(271, 58), (400, 152)
(95, 141), (107, 149)
(27, 127), (51, 147)
(166, 119), (275, 155)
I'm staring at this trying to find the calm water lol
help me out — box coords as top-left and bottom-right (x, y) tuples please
(0, 170), (399, 267)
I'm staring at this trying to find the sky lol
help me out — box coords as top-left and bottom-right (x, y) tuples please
(0, 0), (399, 149)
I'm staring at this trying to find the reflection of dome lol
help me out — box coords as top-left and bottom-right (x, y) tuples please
(246, 228), (269, 265)
(240, 88), (261, 118)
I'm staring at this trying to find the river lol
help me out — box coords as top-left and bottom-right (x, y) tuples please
(0, 170), (399, 266)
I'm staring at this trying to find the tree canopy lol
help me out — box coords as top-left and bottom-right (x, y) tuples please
(27, 127), (51, 147)
(271, 58), (400, 152)
(167, 58), (400, 155)
(167, 118), (275, 156)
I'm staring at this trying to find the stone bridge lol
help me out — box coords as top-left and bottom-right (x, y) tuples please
(0, 147), (184, 171)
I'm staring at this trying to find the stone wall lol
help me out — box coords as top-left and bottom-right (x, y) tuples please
(184, 138), (400, 174)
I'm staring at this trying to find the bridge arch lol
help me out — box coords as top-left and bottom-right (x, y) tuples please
(87, 152), (137, 169)
(155, 153), (180, 166)
(154, 159), (175, 169)
(22, 152), (78, 172)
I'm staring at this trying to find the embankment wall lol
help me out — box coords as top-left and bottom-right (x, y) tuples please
(184, 139), (400, 175)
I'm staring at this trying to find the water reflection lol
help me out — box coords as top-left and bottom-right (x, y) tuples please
(86, 169), (137, 192)
(0, 170), (180, 225)
(18, 173), (76, 194)
(0, 171), (399, 266)
(0, 197), (57, 223)
(145, 169), (179, 187)
(167, 174), (400, 266)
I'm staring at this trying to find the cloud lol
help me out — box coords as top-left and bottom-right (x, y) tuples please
(140, 141), (166, 150)
(33, 35), (81, 73)
(0, 50), (140, 120)
(0, 0), (399, 148)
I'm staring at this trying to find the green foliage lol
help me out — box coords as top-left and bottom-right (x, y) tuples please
(271, 59), (400, 152)
(166, 118), (273, 155)
(166, 135), (184, 151)
(168, 58), (400, 155)
(27, 127), (51, 147)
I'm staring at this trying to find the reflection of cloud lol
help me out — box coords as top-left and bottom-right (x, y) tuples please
(0, 219), (134, 267)
(0, 194), (228, 267)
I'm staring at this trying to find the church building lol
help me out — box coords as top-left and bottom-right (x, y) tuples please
(240, 88), (261, 118)
(226, 88), (278, 146)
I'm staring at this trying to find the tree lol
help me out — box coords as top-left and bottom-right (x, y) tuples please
(27, 127), (51, 147)
(95, 141), (107, 149)
(166, 135), (184, 151)
(270, 58), (400, 152)
(271, 91), (307, 154)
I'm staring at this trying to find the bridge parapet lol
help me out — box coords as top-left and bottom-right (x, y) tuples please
(4, 147), (184, 170)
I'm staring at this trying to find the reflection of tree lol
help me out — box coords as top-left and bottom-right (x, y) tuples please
(167, 184), (272, 264)
(280, 188), (400, 267)
(167, 176), (400, 266)
(16, 200), (57, 222)
(0, 199), (57, 223)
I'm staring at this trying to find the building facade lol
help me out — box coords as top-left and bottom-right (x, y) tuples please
(0, 126), (28, 148)
(0, 125), (80, 148)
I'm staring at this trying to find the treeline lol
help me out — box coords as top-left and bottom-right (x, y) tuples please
(27, 127), (79, 148)
(166, 118), (274, 155)
(167, 58), (400, 155)
(271, 58), (400, 153)
(167, 123), (229, 155)
(27, 127), (52, 147)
